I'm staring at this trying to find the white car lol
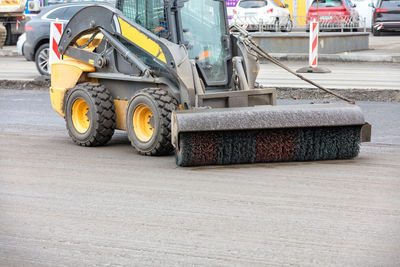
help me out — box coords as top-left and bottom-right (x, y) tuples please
(231, 0), (293, 32)
(17, 32), (26, 56)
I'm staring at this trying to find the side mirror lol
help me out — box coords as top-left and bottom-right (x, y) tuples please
(353, 3), (357, 7)
(28, 0), (41, 12)
(284, 4), (289, 8)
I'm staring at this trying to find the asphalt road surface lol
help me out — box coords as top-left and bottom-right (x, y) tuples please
(1, 89), (400, 266)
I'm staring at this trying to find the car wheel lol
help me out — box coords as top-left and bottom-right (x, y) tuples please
(0, 24), (6, 48)
(282, 20), (293, 32)
(372, 27), (381, 36)
(274, 20), (280, 32)
(35, 43), (50, 75)
(3, 24), (19, 45)
(352, 22), (359, 32)
(4, 24), (12, 45)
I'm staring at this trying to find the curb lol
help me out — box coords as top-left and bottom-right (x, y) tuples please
(1, 79), (399, 102)
(275, 87), (400, 102)
(265, 53), (400, 63)
(0, 50), (19, 57)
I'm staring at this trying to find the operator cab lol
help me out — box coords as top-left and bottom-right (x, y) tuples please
(116, 0), (231, 88)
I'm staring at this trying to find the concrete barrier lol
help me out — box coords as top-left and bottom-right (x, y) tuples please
(251, 32), (369, 54)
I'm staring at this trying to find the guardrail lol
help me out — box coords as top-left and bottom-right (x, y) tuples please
(230, 15), (367, 33)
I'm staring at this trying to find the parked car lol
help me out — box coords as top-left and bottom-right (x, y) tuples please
(370, 0), (400, 36)
(23, 2), (113, 75)
(307, 0), (360, 31)
(232, 0), (293, 32)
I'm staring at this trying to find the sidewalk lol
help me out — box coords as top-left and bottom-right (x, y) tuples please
(268, 35), (400, 63)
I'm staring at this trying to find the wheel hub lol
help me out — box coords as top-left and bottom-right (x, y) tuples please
(72, 98), (90, 134)
(133, 104), (154, 142)
(38, 48), (49, 74)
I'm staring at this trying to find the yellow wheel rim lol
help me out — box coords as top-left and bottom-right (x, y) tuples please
(133, 104), (154, 142)
(72, 98), (90, 134)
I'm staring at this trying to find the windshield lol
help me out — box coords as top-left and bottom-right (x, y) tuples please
(311, 0), (342, 7)
(180, 0), (229, 86)
(239, 0), (268, 8)
(381, 0), (400, 8)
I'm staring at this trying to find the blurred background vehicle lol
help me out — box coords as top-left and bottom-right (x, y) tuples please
(1, 0), (114, 48)
(306, 0), (360, 31)
(371, 0), (400, 36)
(0, 0), (32, 47)
(23, 1), (114, 75)
(231, 0), (292, 32)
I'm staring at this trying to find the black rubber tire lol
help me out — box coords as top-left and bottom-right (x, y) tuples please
(281, 20), (293, 32)
(0, 24), (6, 48)
(3, 24), (18, 45)
(372, 27), (381, 36)
(65, 82), (116, 147)
(126, 88), (178, 156)
(35, 43), (50, 75)
(4, 24), (12, 45)
(11, 33), (19, 44)
(274, 20), (280, 32)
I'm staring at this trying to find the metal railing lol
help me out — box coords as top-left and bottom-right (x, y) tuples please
(229, 15), (367, 33)
(230, 15), (290, 32)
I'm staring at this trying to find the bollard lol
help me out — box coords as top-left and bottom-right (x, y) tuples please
(49, 20), (63, 73)
(309, 19), (319, 67)
(297, 19), (330, 74)
(363, 18), (366, 32)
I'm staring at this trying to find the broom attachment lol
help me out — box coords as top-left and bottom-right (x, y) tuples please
(172, 104), (369, 167)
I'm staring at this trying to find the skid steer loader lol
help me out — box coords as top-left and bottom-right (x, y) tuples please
(50, 0), (371, 167)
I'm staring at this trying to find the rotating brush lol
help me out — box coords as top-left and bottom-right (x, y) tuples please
(175, 126), (361, 167)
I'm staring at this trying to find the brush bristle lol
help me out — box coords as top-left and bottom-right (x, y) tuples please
(175, 126), (361, 167)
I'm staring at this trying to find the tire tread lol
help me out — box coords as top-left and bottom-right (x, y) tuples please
(67, 82), (115, 147)
(130, 88), (178, 156)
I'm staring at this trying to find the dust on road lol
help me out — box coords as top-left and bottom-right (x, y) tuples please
(1, 89), (400, 265)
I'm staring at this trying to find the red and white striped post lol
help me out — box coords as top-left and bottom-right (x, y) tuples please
(309, 19), (319, 68)
(297, 19), (330, 73)
(49, 21), (63, 73)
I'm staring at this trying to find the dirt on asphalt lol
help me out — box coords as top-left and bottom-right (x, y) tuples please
(0, 77), (50, 90)
(0, 89), (400, 265)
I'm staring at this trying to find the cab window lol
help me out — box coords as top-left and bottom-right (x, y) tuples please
(120, 0), (166, 33)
